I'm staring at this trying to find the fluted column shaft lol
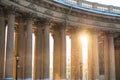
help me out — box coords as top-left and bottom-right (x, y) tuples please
(104, 34), (109, 80)
(92, 31), (99, 80)
(0, 8), (5, 79)
(24, 18), (33, 79)
(60, 26), (66, 79)
(13, 25), (19, 79)
(53, 27), (61, 80)
(53, 25), (66, 80)
(43, 23), (50, 79)
(5, 12), (15, 79)
(108, 33), (116, 80)
(115, 47), (120, 80)
(17, 18), (25, 79)
(71, 32), (81, 80)
(35, 25), (43, 79)
(88, 34), (93, 80)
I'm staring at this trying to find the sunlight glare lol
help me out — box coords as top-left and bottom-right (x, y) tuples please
(80, 34), (89, 80)
(80, 35), (88, 62)
(66, 36), (71, 79)
(32, 33), (35, 80)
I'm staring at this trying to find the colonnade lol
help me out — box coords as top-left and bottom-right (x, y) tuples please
(0, 6), (117, 80)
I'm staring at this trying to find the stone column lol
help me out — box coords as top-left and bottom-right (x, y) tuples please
(108, 33), (116, 80)
(53, 26), (61, 80)
(88, 33), (93, 80)
(43, 20), (50, 79)
(53, 23), (66, 80)
(118, 47), (120, 80)
(79, 33), (82, 80)
(70, 30), (81, 80)
(5, 9), (15, 79)
(24, 15), (33, 79)
(17, 17), (25, 79)
(114, 39), (120, 80)
(13, 25), (19, 79)
(92, 30), (99, 80)
(34, 22), (43, 79)
(60, 25), (66, 79)
(115, 46), (119, 80)
(0, 7), (5, 79)
(104, 34), (109, 80)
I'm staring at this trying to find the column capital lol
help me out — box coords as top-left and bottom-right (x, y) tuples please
(91, 28), (101, 34)
(43, 18), (53, 26)
(34, 20), (44, 28)
(104, 30), (116, 37)
(114, 38), (120, 48)
(7, 5), (18, 15)
(17, 16), (25, 23)
(23, 12), (36, 20)
(52, 22), (66, 33)
(14, 25), (18, 33)
(32, 27), (37, 34)
(34, 21), (43, 35)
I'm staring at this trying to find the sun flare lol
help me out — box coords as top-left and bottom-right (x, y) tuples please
(80, 35), (88, 62)
(80, 34), (89, 80)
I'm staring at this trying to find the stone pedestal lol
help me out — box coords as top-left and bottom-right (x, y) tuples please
(0, 8), (5, 79)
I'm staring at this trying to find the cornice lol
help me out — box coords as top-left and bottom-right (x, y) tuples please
(25, 0), (120, 23)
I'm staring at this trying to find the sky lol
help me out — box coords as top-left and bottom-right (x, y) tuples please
(86, 0), (120, 7)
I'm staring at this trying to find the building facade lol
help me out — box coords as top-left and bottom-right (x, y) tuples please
(0, 0), (120, 80)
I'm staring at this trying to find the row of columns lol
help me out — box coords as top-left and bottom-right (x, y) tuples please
(0, 7), (51, 79)
(0, 6), (117, 80)
(88, 31), (116, 80)
(0, 7), (67, 80)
